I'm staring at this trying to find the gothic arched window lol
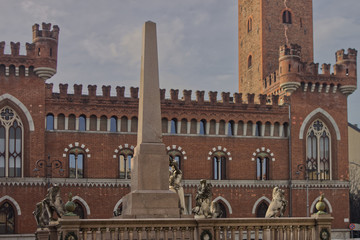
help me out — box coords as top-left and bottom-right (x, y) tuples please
(213, 151), (227, 180)
(69, 148), (85, 178)
(0, 107), (23, 177)
(256, 201), (269, 217)
(0, 202), (15, 234)
(248, 55), (253, 68)
(306, 119), (331, 180)
(119, 148), (133, 179)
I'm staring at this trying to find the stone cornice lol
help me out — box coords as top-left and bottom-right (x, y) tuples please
(0, 178), (349, 189)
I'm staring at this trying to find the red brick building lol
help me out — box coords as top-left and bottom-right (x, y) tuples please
(0, 0), (357, 239)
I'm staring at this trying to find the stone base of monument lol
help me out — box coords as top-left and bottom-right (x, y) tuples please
(120, 190), (180, 218)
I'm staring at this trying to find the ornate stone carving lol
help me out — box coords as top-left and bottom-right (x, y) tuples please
(192, 179), (221, 219)
(33, 185), (65, 228)
(265, 187), (287, 218)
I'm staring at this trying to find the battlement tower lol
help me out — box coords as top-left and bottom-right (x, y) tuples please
(238, 0), (314, 95)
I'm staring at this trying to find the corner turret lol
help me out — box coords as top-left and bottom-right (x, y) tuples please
(32, 23), (59, 80)
(0, 23), (59, 80)
(278, 44), (302, 94)
(335, 48), (357, 95)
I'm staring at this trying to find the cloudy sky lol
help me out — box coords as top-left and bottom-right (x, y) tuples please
(0, 0), (359, 125)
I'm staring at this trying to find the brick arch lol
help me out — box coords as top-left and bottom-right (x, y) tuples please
(72, 196), (91, 215)
(113, 144), (135, 159)
(0, 195), (21, 215)
(207, 146), (232, 161)
(251, 147), (275, 162)
(63, 142), (91, 158)
(0, 93), (34, 131)
(299, 108), (340, 140)
(166, 145), (187, 160)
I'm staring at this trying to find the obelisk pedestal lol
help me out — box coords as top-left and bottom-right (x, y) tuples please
(121, 21), (180, 218)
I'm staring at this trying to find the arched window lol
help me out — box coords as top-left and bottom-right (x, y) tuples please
(282, 10), (292, 24)
(170, 119), (177, 134)
(247, 17), (253, 32)
(69, 148), (85, 178)
(73, 201), (86, 219)
(119, 148), (133, 179)
(79, 115), (86, 131)
(213, 151), (227, 180)
(237, 121), (244, 136)
(0, 202), (15, 233)
(248, 55), (252, 68)
(256, 154), (269, 180)
(227, 121), (235, 136)
(89, 115), (97, 131)
(46, 114), (54, 130)
(217, 202), (227, 218)
(256, 201), (269, 217)
(255, 121), (262, 136)
(246, 121), (253, 136)
(306, 119), (331, 180)
(0, 107), (23, 177)
(264, 122), (271, 136)
(57, 114), (65, 130)
(168, 150), (182, 170)
(283, 122), (289, 137)
(199, 119), (206, 135)
(110, 116), (117, 133)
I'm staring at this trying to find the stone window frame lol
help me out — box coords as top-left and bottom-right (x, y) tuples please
(0, 201), (15, 234)
(256, 152), (270, 180)
(113, 144), (135, 180)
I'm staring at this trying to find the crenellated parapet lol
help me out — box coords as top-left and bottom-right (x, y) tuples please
(264, 44), (357, 96)
(46, 84), (286, 109)
(0, 23), (59, 80)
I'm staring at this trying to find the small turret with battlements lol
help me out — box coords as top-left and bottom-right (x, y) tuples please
(0, 23), (59, 80)
(263, 44), (357, 97)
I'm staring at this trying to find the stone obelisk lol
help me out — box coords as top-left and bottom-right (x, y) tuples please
(121, 21), (180, 218)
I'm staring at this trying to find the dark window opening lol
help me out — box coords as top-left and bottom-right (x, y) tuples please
(283, 10), (292, 24)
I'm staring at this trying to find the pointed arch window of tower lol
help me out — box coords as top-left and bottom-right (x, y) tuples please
(283, 10), (292, 24)
(248, 55), (252, 69)
(247, 17), (253, 32)
(0, 107), (23, 178)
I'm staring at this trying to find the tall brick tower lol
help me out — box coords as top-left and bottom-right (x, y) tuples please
(238, 0), (314, 95)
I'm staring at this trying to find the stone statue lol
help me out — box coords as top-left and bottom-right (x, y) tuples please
(33, 185), (65, 228)
(265, 187), (287, 218)
(192, 179), (221, 218)
(169, 159), (187, 215)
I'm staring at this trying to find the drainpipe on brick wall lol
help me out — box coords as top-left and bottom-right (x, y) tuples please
(288, 103), (292, 217)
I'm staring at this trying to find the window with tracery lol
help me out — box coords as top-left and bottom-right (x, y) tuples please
(0, 107), (23, 177)
(306, 119), (331, 180)
(119, 149), (133, 179)
(69, 148), (85, 178)
(0, 202), (15, 234)
(256, 153), (269, 180)
(213, 151), (227, 180)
